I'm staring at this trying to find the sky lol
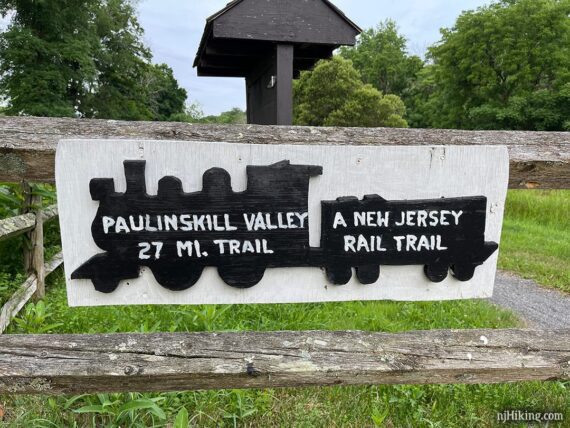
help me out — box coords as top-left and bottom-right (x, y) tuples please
(137, 0), (492, 115)
(2, 1), (493, 115)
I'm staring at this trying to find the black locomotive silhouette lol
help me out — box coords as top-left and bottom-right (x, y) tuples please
(72, 160), (498, 293)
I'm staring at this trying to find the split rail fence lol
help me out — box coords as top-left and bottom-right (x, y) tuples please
(0, 116), (568, 394)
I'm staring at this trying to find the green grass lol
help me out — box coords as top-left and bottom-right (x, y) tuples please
(0, 190), (569, 426)
(499, 190), (570, 292)
(2, 271), (568, 427)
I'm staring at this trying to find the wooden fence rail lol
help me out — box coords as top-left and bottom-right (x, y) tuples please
(0, 328), (568, 394)
(0, 116), (569, 188)
(0, 204), (58, 242)
(0, 116), (569, 393)
(0, 252), (63, 334)
(0, 204), (60, 333)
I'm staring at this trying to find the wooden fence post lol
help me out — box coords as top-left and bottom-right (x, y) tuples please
(21, 182), (45, 301)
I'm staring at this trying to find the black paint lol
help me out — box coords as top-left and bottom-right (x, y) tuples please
(72, 160), (499, 294)
(72, 160), (322, 293)
(320, 195), (498, 285)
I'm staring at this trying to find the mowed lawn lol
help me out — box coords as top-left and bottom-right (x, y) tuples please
(0, 190), (568, 427)
(499, 190), (570, 293)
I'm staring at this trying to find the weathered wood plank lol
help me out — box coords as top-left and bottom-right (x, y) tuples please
(0, 328), (568, 394)
(44, 251), (63, 274)
(0, 117), (568, 188)
(0, 252), (63, 334)
(59, 141), (507, 306)
(0, 205), (57, 242)
(0, 213), (36, 242)
(0, 275), (37, 334)
(42, 204), (58, 222)
(29, 212), (45, 301)
(22, 186), (45, 300)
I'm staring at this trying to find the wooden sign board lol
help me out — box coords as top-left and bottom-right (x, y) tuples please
(56, 139), (509, 307)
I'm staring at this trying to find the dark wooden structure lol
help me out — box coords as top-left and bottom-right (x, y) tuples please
(194, 0), (361, 125)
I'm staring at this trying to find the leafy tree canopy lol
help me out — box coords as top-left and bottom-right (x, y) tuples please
(414, 0), (570, 130)
(0, 0), (187, 120)
(200, 107), (247, 124)
(340, 20), (423, 100)
(171, 104), (247, 124)
(293, 56), (407, 128)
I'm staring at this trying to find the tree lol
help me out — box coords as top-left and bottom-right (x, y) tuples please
(80, 0), (154, 120)
(200, 108), (247, 124)
(417, 0), (570, 130)
(0, 0), (99, 117)
(145, 64), (187, 121)
(171, 105), (247, 124)
(294, 56), (407, 128)
(0, 0), (187, 120)
(340, 20), (423, 100)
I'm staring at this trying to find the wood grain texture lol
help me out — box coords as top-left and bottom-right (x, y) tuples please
(0, 117), (568, 188)
(0, 274), (37, 334)
(0, 205), (58, 242)
(0, 252), (63, 334)
(213, 0), (359, 45)
(22, 191), (45, 300)
(21, 182), (34, 273)
(57, 141), (507, 306)
(42, 204), (59, 222)
(0, 212), (36, 242)
(276, 44), (294, 125)
(0, 328), (568, 394)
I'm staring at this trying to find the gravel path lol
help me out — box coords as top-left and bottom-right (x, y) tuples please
(490, 271), (570, 329)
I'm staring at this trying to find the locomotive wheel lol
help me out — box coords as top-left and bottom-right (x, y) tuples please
(92, 278), (121, 294)
(218, 265), (266, 289)
(356, 265), (380, 284)
(325, 265), (352, 285)
(451, 264), (476, 282)
(424, 263), (449, 283)
(152, 265), (204, 291)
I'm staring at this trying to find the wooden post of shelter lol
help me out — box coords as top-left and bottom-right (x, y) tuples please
(193, 0), (361, 125)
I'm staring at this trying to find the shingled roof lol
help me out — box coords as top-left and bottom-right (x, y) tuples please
(193, 0), (361, 77)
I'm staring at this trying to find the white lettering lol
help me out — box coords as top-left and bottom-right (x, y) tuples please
(451, 210), (463, 225)
(129, 215), (144, 232)
(344, 236), (356, 252)
(102, 216), (115, 234)
(115, 217), (129, 233)
(177, 241), (193, 257)
(334, 212), (348, 229)
(179, 215), (193, 231)
(225, 214), (237, 231)
(164, 215), (177, 231)
(138, 242), (151, 259)
(354, 212), (366, 227)
(138, 242), (162, 260)
(395, 212), (405, 226)
(417, 211), (428, 227)
(440, 210), (451, 226)
(295, 212), (308, 229)
(394, 236), (406, 251)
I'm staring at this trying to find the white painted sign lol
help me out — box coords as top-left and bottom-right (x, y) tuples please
(56, 139), (509, 307)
